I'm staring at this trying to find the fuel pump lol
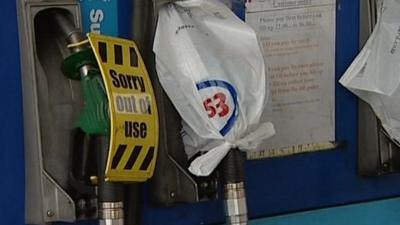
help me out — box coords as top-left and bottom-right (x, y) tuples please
(51, 10), (125, 225)
(17, 1), (158, 224)
(133, 1), (269, 225)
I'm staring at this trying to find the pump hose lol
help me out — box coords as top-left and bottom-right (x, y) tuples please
(49, 9), (126, 225)
(220, 149), (248, 225)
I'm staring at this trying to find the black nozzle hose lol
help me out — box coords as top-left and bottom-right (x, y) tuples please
(221, 148), (245, 184)
(93, 135), (124, 203)
(49, 9), (87, 51)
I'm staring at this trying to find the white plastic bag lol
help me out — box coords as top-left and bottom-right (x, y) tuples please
(339, 0), (400, 142)
(154, 0), (275, 176)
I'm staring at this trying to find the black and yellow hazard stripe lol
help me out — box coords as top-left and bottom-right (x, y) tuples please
(111, 144), (155, 172)
(97, 41), (138, 67)
(139, 146), (154, 171)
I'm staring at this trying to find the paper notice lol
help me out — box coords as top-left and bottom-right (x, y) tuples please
(246, 0), (336, 157)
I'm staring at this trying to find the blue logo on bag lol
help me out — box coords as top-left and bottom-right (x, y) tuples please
(196, 80), (238, 136)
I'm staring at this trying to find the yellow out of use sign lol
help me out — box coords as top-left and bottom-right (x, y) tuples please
(88, 33), (159, 182)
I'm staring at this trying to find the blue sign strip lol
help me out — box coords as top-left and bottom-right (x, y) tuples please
(80, 0), (119, 35)
(252, 197), (400, 225)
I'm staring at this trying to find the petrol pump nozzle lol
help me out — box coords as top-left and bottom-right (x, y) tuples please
(48, 9), (124, 225)
(221, 148), (248, 225)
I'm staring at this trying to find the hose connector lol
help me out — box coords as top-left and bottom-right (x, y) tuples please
(98, 202), (124, 225)
(221, 149), (248, 225)
(224, 182), (247, 225)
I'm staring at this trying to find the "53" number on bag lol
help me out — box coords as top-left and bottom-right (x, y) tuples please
(203, 92), (230, 118)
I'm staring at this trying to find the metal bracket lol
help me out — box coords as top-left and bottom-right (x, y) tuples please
(42, 171), (76, 223)
(358, 101), (400, 176)
(17, 1), (84, 224)
(357, 0), (400, 177)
